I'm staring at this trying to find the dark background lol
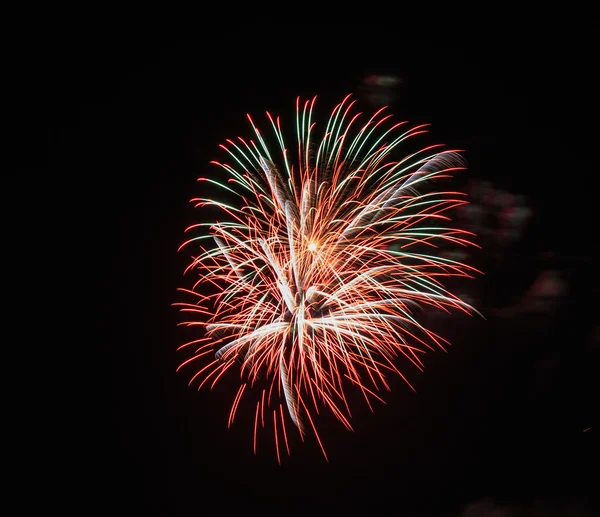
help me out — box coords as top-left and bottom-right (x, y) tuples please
(21, 27), (597, 515)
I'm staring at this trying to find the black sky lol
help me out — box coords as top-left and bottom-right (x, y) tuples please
(24, 27), (598, 515)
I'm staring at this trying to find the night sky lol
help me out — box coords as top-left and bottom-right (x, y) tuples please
(28, 28), (597, 515)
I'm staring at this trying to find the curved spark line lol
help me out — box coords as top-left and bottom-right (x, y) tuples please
(175, 94), (481, 461)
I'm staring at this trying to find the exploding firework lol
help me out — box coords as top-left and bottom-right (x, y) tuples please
(175, 94), (480, 461)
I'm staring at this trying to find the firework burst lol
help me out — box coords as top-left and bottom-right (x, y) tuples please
(175, 94), (480, 461)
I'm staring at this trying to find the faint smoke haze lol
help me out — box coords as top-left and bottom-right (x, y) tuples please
(458, 497), (596, 517)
